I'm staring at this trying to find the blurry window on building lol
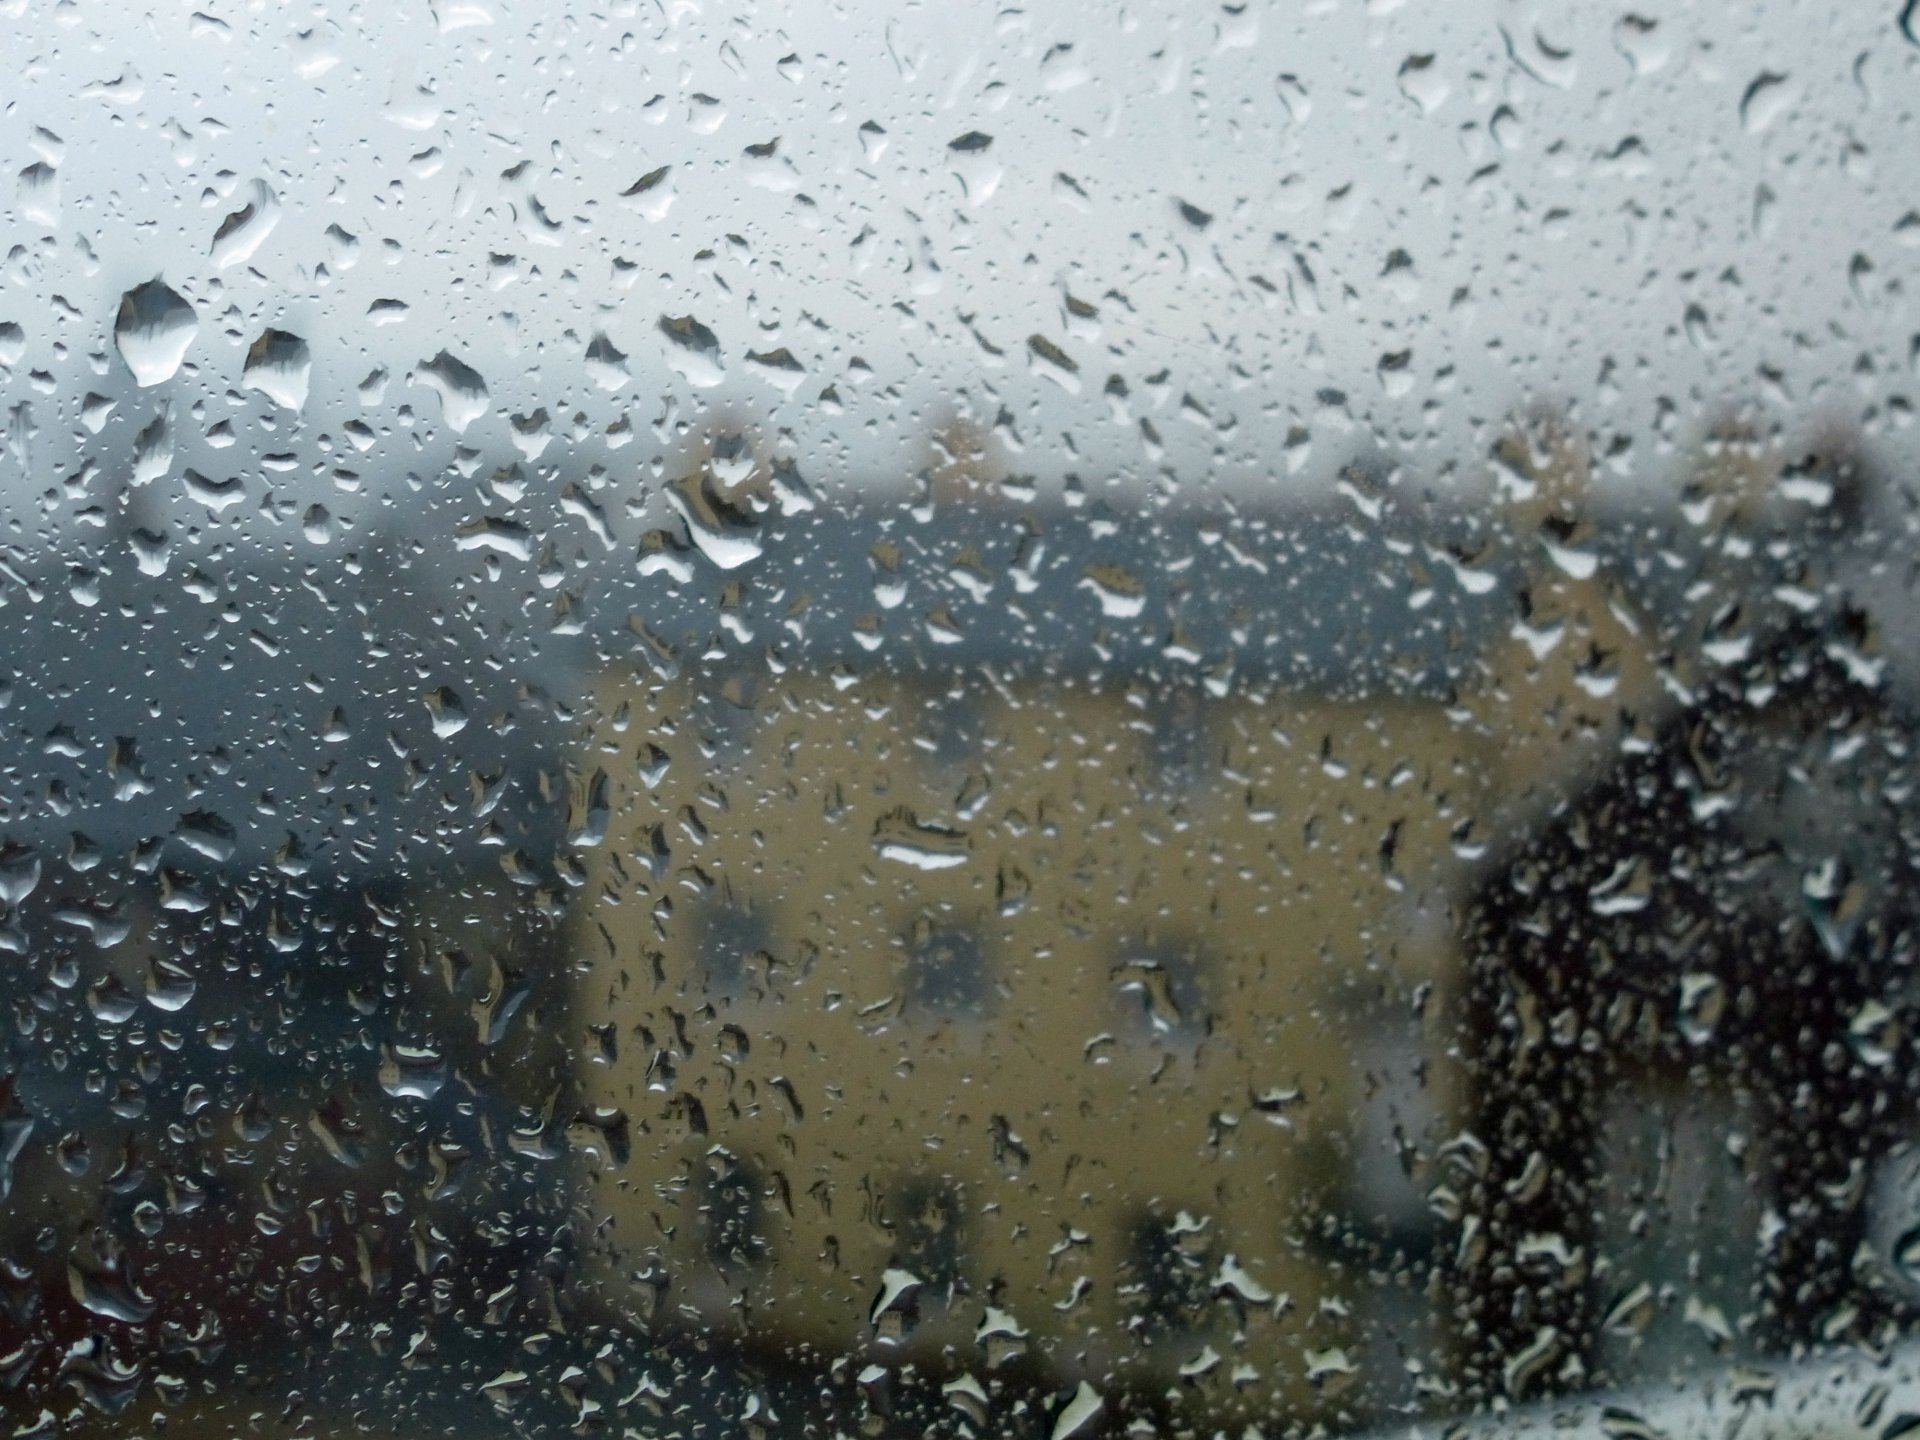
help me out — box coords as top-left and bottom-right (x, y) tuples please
(702, 1153), (769, 1270)
(885, 1177), (967, 1295)
(1134, 686), (1213, 797)
(1122, 1211), (1215, 1344)
(1111, 943), (1209, 1042)
(909, 682), (984, 774)
(902, 923), (990, 1020)
(1595, 1082), (1767, 1379)
(695, 892), (772, 999)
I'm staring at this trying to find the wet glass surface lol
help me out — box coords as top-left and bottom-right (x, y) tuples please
(2, 3), (1919, 1436)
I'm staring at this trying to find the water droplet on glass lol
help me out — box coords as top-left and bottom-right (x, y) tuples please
(413, 349), (490, 433)
(1739, 71), (1796, 134)
(659, 314), (725, 387)
(130, 405), (172, 487)
(379, 1044), (449, 1100)
(18, 162), (60, 226)
(424, 686), (469, 737)
(585, 331), (630, 391)
(242, 328), (312, 411)
(1678, 972), (1725, 1045)
(114, 279), (198, 387)
(873, 808), (970, 870)
(1050, 1381), (1103, 1440)
(210, 179), (281, 268)
(69, 1254), (156, 1324)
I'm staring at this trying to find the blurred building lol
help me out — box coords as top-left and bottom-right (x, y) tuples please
(1448, 431), (1920, 1403)
(563, 419), (1696, 1428)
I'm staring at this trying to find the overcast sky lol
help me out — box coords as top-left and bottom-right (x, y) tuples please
(3, 0), (1916, 527)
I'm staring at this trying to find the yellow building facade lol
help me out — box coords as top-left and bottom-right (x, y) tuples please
(563, 423), (1690, 1426)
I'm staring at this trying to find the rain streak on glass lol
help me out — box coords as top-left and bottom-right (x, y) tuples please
(0, 3), (1916, 1438)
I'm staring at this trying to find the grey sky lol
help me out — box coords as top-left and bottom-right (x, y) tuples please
(3, 0), (1915, 528)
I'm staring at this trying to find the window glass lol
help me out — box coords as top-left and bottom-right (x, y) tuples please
(2, 3), (1916, 1437)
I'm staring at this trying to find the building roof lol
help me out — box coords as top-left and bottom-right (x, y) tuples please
(559, 492), (1519, 698)
(1, 464), (1900, 883)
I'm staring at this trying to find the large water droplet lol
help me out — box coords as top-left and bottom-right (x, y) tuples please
(1738, 71), (1796, 134)
(242, 328), (312, 411)
(1051, 1382), (1103, 1440)
(69, 1262), (156, 1323)
(0, 841), (41, 906)
(379, 1044), (448, 1100)
(455, 515), (532, 559)
(175, 809), (237, 862)
(423, 685), (469, 737)
(619, 164), (674, 220)
(1080, 563), (1146, 618)
(873, 808), (971, 870)
(665, 472), (764, 571)
(18, 162), (60, 226)
(183, 468), (245, 512)
(585, 331), (630, 391)
(1894, 1225), (1920, 1283)
(211, 179), (281, 268)
(145, 956), (196, 1013)
(114, 279), (198, 387)
(130, 405), (172, 487)
(870, 1267), (923, 1327)
(659, 314), (725, 387)
(414, 349), (490, 433)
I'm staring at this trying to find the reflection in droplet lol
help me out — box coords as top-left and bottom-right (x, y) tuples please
(211, 179), (281, 268)
(241, 330), (312, 414)
(659, 314), (725, 387)
(413, 349), (490, 433)
(666, 472), (764, 570)
(114, 279), (198, 387)
(873, 808), (970, 870)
